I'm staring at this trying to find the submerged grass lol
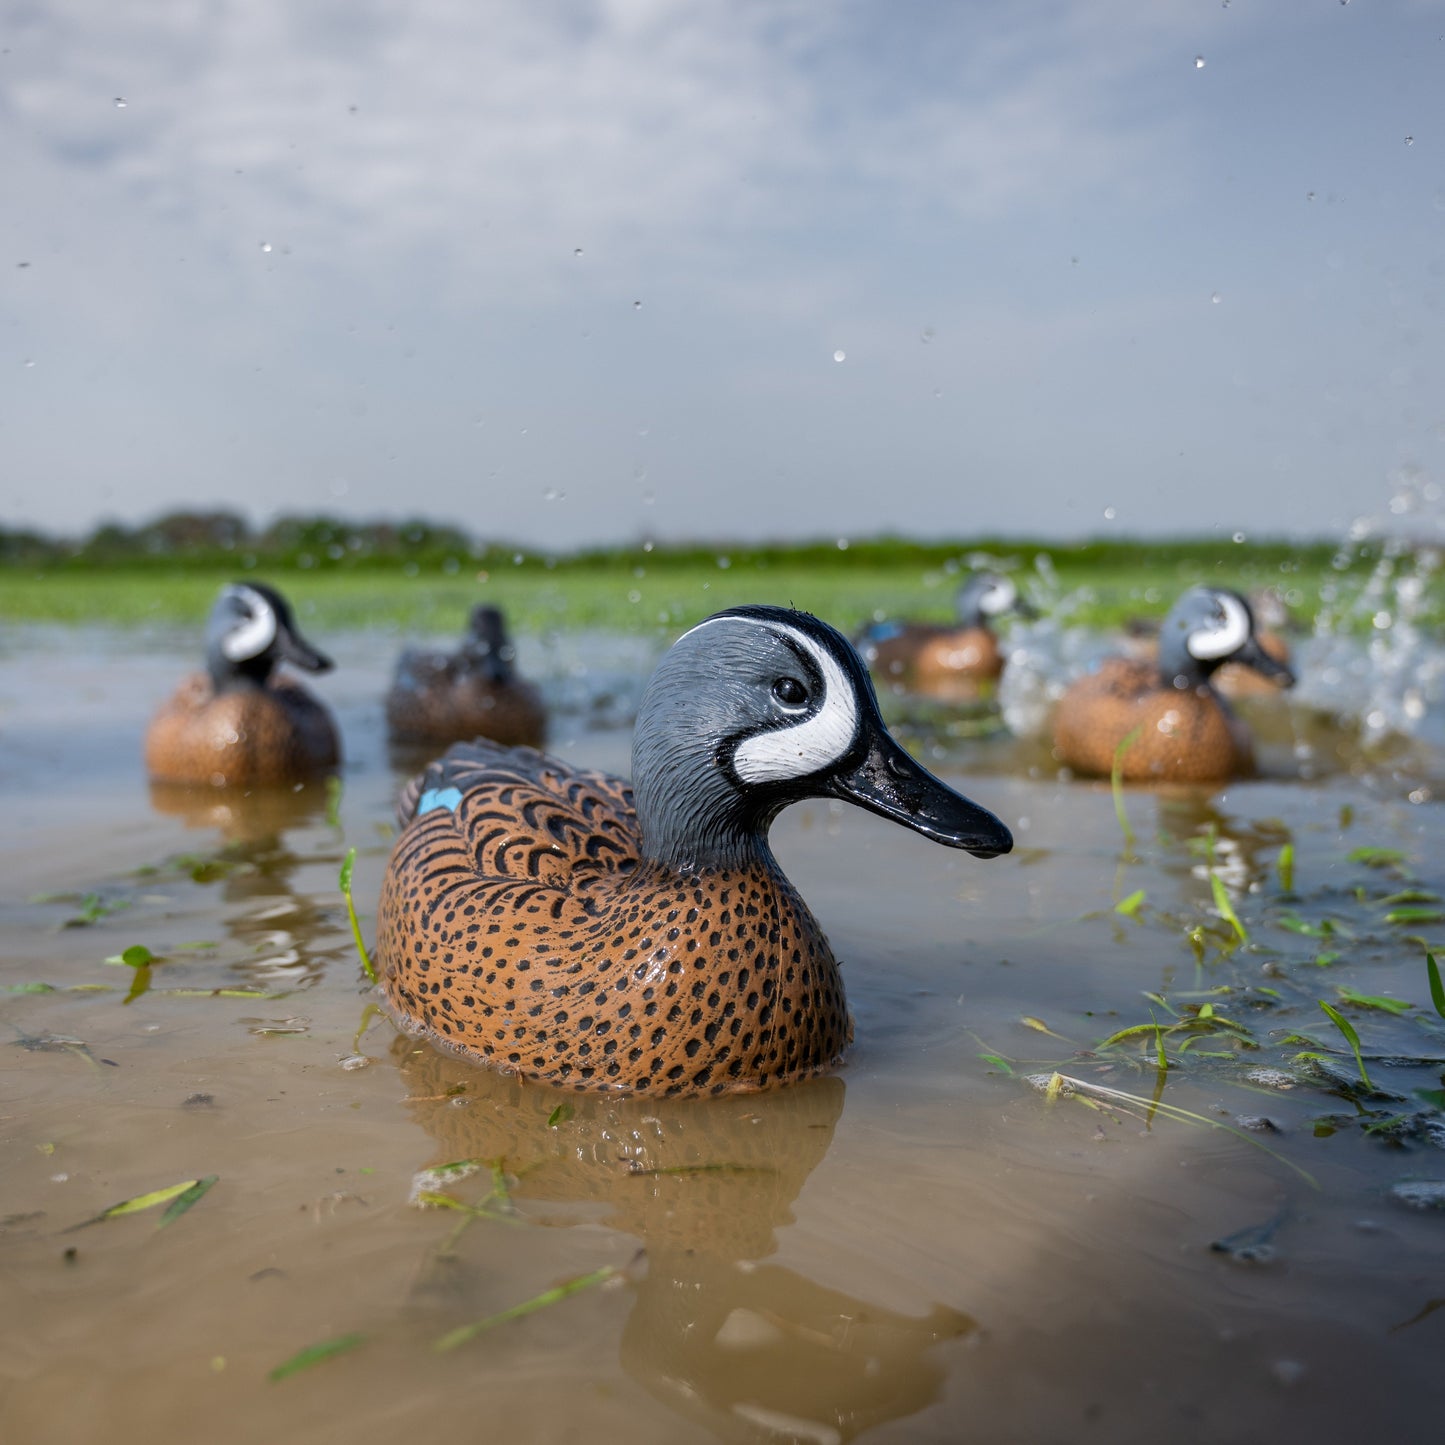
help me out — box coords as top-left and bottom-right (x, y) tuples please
(64, 1175), (219, 1233)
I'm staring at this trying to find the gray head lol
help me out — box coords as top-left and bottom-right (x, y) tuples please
(631, 605), (1013, 872)
(954, 572), (1035, 628)
(204, 581), (333, 691)
(462, 605), (516, 684)
(1156, 586), (1295, 691)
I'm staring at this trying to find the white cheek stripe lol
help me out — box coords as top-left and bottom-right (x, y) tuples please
(979, 578), (1016, 617)
(221, 587), (278, 661)
(734, 625), (858, 784)
(1187, 592), (1250, 660)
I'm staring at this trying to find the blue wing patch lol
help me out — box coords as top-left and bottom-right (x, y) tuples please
(417, 786), (464, 816)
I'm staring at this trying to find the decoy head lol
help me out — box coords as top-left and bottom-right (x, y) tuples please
(1157, 586), (1295, 691)
(462, 604), (516, 684)
(204, 581), (333, 690)
(631, 605), (1014, 872)
(955, 572), (1036, 627)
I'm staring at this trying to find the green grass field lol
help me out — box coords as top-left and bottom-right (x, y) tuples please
(0, 536), (1433, 637)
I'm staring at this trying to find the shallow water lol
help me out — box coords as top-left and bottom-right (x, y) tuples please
(3, 626), (1444, 1443)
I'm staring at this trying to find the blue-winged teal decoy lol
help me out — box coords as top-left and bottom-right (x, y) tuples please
(858, 572), (1035, 700)
(377, 605), (1013, 1096)
(1052, 586), (1294, 783)
(385, 604), (545, 749)
(145, 582), (339, 787)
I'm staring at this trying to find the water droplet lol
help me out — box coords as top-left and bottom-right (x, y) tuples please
(113, 96), (127, 108)
(920, 327), (935, 343)
(1372, 610), (1392, 630)
(1194, 56), (1206, 69)
(1233, 531), (1246, 543)
(573, 247), (584, 257)
(259, 242), (273, 253)
(833, 349), (846, 363)
(1103, 506), (1117, 520)
(1306, 191), (1316, 201)
(632, 300), (642, 310)
(836, 538), (849, 551)
(512, 552), (525, 565)
(716, 555), (731, 570)
(1404, 135), (1414, 146)
(328, 479), (350, 498)
(641, 489), (656, 506)
(627, 589), (642, 604)
(543, 488), (565, 502)
(22, 358), (35, 368)
(1211, 292), (1222, 304)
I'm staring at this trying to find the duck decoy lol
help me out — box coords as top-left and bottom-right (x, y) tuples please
(1052, 586), (1294, 783)
(145, 581), (339, 787)
(385, 604), (545, 749)
(1215, 588), (1294, 699)
(857, 571), (1035, 699)
(376, 605), (1012, 1096)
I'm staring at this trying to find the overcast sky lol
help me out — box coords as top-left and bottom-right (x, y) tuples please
(3, 0), (1442, 549)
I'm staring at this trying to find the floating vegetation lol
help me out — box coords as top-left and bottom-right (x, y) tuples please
(64, 1175), (218, 1233)
(269, 1332), (368, 1382)
(1320, 1002), (1373, 1091)
(1114, 889), (1146, 919)
(339, 848), (376, 984)
(433, 1262), (628, 1353)
(57, 892), (132, 928)
(1026, 1072), (1317, 1186)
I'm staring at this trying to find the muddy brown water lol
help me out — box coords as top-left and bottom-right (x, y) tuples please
(2, 626), (1443, 1443)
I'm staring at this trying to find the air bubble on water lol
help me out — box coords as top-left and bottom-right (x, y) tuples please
(1103, 506), (1117, 520)
(1194, 56), (1206, 69)
(833, 350), (846, 363)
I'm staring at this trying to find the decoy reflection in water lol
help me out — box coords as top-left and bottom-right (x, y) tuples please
(1053, 585), (1295, 784)
(398, 1041), (976, 1440)
(386, 604), (546, 750)
(377, 605), (1013, 1096)
(145, 581), (339, 788)
(857, 571), (1035, 701)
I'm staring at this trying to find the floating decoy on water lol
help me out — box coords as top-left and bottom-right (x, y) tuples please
(857, 572), (1035, 700)
(145, 581), (339, 787)
(376, 605), (1013, 1096)
(1215, 588), (1294, 700)
(385, 604), (545, 749)
(1052, 586), (1294, 784)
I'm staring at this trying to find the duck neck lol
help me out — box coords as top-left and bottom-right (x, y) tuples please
(633, 783), (783, 877)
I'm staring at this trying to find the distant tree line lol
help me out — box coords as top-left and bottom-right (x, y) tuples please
(0, 507), (1340, 575)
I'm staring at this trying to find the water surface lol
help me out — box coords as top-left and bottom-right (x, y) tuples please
(2, 626), (1443, 1443)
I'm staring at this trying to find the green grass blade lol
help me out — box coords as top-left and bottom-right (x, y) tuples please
(547, 1103), (574, 1128)
(1319, 1000), (1372, 1091)
(1114, 889), (1146, 918)
(1277, 842), (1295, 893)
(269, 1332), (368, 1382)
(339, 847), (376, 984)
(1210, 873), (1248, 944)
(1428, 952), (1445, 1020)
(1335, 986), (1412, 1016)
(158, 1174), (219, 1227)
(434, 1265), (621, 1352)
(65, 1177), (205, 1232)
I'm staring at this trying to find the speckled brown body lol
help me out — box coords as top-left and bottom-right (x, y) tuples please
(145, 672), (340, 787)
(1053, 658), (1252, 783)
(377, 747), (852, 1097)
(385, 662), (545, 748)
(868, 624), (1003, 700)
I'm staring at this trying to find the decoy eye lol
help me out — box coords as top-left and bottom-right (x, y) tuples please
(772, 676), (809, 708)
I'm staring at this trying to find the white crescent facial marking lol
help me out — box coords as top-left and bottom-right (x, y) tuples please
(733, 624), (858, 785)
(978, 578), (1016, 617)
(1187, 591), (1250, 661)
(221, 585), (277, 661)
